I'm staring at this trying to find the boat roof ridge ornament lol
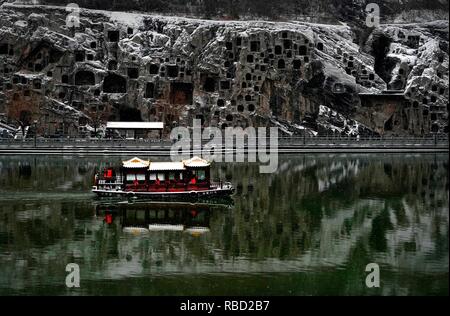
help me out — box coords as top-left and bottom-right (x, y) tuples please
(183, 156), (211, 168)
(122, 157), (150, 168)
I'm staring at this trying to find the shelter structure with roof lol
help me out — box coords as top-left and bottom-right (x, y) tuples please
(120, 156), (211, 192)
(106, 121), (164, 139)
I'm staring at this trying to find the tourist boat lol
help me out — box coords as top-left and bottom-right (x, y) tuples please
(92, 156), (234, 200)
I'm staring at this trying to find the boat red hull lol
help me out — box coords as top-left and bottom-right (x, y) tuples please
(92, 184), (234, 200)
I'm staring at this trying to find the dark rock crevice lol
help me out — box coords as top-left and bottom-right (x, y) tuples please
(371, 32), (397, 85)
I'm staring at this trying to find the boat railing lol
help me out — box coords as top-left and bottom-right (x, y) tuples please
(210, 181), (233, 190)
(98, 180), (124, 185)
(97, 175), (124, 188)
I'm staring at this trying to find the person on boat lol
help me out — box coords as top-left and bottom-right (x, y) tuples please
(133, 177), (139, 188)
(190, 175), (197, 185)
(104, 213), (113, 225)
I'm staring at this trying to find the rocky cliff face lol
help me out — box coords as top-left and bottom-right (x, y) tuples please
(9, 1), (450, 24)
(0, 2), (448, 137)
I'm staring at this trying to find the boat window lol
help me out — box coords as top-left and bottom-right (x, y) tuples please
(126, 173), (145, 182)
(179, 172), (183, 180)
(158, 173), (165, 181)
(197, 170), (206, 181)
(169, 172), (175, 181)
(149, 173), (157, 181)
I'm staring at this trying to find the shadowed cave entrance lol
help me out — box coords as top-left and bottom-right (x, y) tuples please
(202, 76), (216, 92)
(103, 73), (127, 93)
(372, 33), (397, 84)
(0, 43), (9, 54)
(119, 106), (142, 121)
(145, 82), (155, 98)
(170, 82), (193, 105)
(75, 70), (95, 86)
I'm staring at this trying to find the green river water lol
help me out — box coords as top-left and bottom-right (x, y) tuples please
(0, 153), (448, 295)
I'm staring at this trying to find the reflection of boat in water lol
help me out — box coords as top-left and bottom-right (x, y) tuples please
(96, 201), (229, 236)
(92, 156), (234, 200)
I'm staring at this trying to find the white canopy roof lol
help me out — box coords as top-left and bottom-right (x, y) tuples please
(183, 156), (210, 168)
(107, 121), (164, 130)
(149, 162), (186, 171)
(122, 156), (210, 170)
(122, 157), (150, 168)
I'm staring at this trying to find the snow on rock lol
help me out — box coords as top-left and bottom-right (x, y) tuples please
(316, 105), (373, 136)
(0, 3), (447, 137)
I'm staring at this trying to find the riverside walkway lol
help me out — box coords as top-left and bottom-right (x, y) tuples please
(0, 136), (448, 156)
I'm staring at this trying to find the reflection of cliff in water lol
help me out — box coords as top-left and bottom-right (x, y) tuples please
(0, 156), (103, 195)
(221, 154), (448, 272)
(0, 154), (447, 295)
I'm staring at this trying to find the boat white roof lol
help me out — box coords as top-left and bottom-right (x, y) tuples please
(106, 121), (164, 129)
(148, 161), (186, 171)
(122, 157), (150, 168)
(123, 156), (210, 170)
(183, 156), (210, 167)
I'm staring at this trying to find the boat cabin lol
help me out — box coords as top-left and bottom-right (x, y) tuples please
(119, 156), (211, 192)
(122, 157), (150, 191)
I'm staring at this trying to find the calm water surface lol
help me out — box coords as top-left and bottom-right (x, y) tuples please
(0, 154), (448, 295)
